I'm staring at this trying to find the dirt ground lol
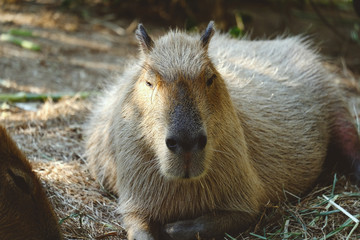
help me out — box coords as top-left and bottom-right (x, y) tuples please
(0, 1), (360, 240)
(0, 2), (138, 239)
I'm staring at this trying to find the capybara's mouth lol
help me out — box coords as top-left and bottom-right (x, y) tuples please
(161, 152), (207, 180)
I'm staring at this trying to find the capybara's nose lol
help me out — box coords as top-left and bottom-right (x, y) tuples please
(166, 132), (207, 153)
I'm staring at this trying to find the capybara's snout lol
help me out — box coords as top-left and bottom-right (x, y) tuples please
(166, 103), (207, 154)
(165, 130), (207, 153)
(162, 102), (209, 179)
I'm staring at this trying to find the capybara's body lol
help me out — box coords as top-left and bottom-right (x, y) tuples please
(85, 22), (360, 239)
(0, 126), (63, 240)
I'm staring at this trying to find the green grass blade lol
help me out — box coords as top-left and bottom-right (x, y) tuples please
(0, 33), (40, 51)
(0, 92), (95, 103)
(249, 232), (267, 239)
(8, 28), (33, 37)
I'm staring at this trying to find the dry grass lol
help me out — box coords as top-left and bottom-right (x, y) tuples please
(34, 160), (125, 239)
(0, 81), (359, 240)
(237, 176), (360, 240)
(1, 97), (127, 239)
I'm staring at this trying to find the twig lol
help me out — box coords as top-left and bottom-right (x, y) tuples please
(283, 219), (290, 240)
(323, 195), (359, 240)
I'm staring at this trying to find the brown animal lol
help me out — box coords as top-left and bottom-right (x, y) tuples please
(0, 125), (63, 240)
(85, 22), (360, 240)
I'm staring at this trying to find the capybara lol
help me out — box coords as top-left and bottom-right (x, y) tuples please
(85, 21), (360, 240)
(0, 125), (63, 240)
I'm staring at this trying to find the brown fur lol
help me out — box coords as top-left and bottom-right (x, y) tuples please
(85, 22), (360, 240)
(0, 125), (63, 240)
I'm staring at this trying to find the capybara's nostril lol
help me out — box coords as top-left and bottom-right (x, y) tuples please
(197, 134), (207, 150)
(166, 131), (207, 153)
(166, 137), (178, 152)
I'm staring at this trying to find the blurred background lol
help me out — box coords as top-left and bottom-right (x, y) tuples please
(0, 0), (359, 96)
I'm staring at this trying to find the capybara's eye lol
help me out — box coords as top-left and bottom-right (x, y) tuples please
(145, 81), (153, 88)
(207, 74), (216, 86)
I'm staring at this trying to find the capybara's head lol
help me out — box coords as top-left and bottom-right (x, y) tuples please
(0, 126), (62, 240)
(131, 22), (232, 180)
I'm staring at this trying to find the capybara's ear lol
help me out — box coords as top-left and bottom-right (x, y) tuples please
(135, 24), (154, 53)
(200, 21), (215, 49)
(7, 167), (33, 195)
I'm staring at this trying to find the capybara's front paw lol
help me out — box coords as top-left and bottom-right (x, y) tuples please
(162, 220), (204, 240)
(127, 229), (155, 240)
